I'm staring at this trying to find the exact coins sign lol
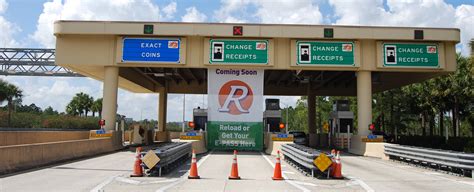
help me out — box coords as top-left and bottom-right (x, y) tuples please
(383, 43), (439, 68)
(122, 38), (181, 63)
(210, 39), (268, 64)
(297, 41), (355, 66)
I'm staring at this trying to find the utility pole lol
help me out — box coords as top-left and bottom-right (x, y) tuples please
(182, 94), (186, 132)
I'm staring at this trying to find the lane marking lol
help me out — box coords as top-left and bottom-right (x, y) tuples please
(89, 174), (120, 192)
(115, 177), (141, 185)
(345, 175), (375, 192)
(155, 151), (212, 192)
(260, 152), (310, 192)
(293, 181), (318, 187)
(178, 170), (188, 173)
(283, 171), (295, 175)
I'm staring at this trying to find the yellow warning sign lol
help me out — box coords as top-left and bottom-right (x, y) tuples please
(323, 122), (329, 133)
(142, 150), (160, 169)
(313, 153), (332, 172)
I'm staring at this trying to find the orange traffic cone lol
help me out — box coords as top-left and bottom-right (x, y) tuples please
(333, 151), (343, 179)
(130, 147), (143, 177)
(228, 150), (241, 180)
(188, 149), (200, 179)
(272, 150), (284, 180)
(330, 149), (336, 176)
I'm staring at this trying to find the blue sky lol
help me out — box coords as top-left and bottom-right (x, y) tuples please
(0, 0), (473, 122)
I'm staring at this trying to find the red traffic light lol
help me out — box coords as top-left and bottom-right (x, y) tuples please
(279, 123), (285, 129)
(99, 119), (105, 126)
(233, 26), (243, 36)
(188, 121), (195, 128)
(369, 123), (375, 131)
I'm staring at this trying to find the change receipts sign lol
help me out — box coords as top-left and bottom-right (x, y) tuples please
(297, 41), (355, 66)
(383, 43), (439, 68)
(210, 39), (268, 64)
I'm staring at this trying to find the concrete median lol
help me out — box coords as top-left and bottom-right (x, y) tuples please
(0, 133), (123, 175)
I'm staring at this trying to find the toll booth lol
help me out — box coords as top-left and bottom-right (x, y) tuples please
(329, 100), (354, 149)
(263, 99), (282, 132)
(192, 107), (207, 131)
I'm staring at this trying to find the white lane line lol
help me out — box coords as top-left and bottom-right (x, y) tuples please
(147, 179), (179, 184)
(155, 151), (212, 192)
(345, 175), (375, 192)
(293, 181), (318, 187)
(260, 152), (310, 192)
(283, 171), (295, 175)
(90, 174), (120, 192)
(115, 177), (141, 185)
(178, 170), (188, 173)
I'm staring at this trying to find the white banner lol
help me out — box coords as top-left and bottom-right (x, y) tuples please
(208, 68), (264, 122)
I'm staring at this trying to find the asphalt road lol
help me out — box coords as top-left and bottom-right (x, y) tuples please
(1, 149), (473, 192)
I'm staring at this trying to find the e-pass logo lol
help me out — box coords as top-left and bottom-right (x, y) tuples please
(426, 46), (437, 54)
(168, 41), (178, 48)
(218, 80), (253, 115)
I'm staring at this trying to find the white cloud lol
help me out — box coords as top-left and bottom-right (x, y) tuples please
(31, 0), (167, 48)
(162, 1), (177, 20)
(0, 0), (6, 13)
(0, 0), (20, 47)
(454, 4), (474, 56)
(214, 0), (323, 24)
(181, 7), (207, 22)
(254, 0), (323, 24)
(329, 0), (474, 55)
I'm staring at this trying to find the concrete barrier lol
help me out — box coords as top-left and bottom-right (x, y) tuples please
(0, 134), (123, 175)
(0, 131), (90, 146)
(169, 132), (181, 139)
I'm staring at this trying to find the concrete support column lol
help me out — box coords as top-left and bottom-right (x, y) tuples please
(158, 89), (168, 132)
(102, 66), (119, 131)
(307, 85), (317, 147)
(357, 71), (372, 136)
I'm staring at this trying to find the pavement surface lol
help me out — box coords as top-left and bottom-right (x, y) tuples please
(1, 149), (473, 192)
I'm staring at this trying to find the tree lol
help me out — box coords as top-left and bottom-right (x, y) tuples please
(66, 92), (94, 117)
(1, 82), (23, 126)
(91, 98), (103, 118)
(44, 106), (59, 115)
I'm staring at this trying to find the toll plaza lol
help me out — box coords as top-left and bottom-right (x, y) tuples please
(54, 21), (459, 155)
(14, 21), (471, 191)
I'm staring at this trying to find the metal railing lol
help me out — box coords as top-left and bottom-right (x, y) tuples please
(281, 143), (332, 177)
(384, 144), (474, 177)
(141, 142), (192, 176)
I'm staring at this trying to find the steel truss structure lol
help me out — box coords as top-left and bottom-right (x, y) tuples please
(0, 48), (82, 77)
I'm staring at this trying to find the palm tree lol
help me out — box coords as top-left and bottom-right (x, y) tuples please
(0, 79), (8, 103)
(91, 98), (103, 118)
(2, 82), (23, 126)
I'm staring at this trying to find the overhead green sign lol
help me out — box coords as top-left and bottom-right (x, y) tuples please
(210, 39), (268, 64)
(383, 43), (439, 67)
(207, 121), (263, 151)
(296, 41), (354, 66)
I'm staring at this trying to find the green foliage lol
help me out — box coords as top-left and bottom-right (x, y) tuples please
(0, 110), (99, 129)
(396, 135), (474, 153)
(66, 92), (94, 117)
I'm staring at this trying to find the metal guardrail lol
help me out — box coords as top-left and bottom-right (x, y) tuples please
(141, 142), (192, 176)
(281, 144), (332, 177)
(385, 144), (474, 177)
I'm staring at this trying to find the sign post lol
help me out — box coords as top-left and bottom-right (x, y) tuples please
(383, 43), (439, 68)
(209, 39), (268, 64)
(207, 68), (264, 151)
(296, 41), (355, 66)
